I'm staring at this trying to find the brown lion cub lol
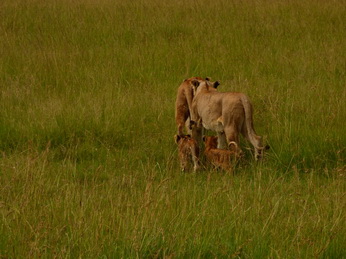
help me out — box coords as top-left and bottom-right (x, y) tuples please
(203, 136), (240, 172)
(174, 134), (200, 172)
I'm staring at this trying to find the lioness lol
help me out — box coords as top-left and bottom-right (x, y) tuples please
(203, 136), (239, 172)
(175, 77), (219, 138)
(174, 134), (200, 172)
(191, 81), (268, 160)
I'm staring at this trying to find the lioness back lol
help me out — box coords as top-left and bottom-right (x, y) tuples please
(192, 83), (267, 159)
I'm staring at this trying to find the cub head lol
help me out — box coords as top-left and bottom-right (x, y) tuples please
(203, 136), (218, 149)
(174, 134), (192, 144)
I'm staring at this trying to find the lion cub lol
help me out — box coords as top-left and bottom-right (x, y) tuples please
(203, 136), (239, 172)
(174, 134), (200, 172)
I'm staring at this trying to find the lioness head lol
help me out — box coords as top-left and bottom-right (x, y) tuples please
(191, 77), (220, 94)
(193, 78), (220, 95)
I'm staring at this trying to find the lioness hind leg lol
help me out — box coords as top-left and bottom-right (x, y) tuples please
(224, 127), (241, 153)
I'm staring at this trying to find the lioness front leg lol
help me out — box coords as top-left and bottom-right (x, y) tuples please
(224, 127), (242, 155)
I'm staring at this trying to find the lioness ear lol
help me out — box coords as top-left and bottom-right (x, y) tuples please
(205, 77), (211, 81)
(186, 134), (191, 138)
(202, 136), (206, 142)
(191, 79), (200, 87)
(174, 135), (181, 144)
(213, 81), (220, 88)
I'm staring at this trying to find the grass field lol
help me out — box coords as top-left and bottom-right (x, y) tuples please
(0, 0), (345, 258)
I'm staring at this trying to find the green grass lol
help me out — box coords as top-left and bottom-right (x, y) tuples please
(1, 0), (345, 257)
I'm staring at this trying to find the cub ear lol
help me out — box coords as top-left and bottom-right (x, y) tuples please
(186, 134), (191, 138)
(205, 77), (211, 81)
(174, 134), (181, 144)
(202, 136), (207, 142)
(191, 79), (200, 87)
(213, 81), (220, 88)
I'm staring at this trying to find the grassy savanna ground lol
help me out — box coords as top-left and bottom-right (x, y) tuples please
(0, 0), (345, 258)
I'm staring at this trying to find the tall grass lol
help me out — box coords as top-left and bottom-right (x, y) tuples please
(0, 0), (345, 257)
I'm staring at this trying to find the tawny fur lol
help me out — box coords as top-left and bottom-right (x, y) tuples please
(175, 77), (220, 142)
(191, 81), (268, 160)
(174, 134), (200, 172)
(203, 136), (238, 172)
